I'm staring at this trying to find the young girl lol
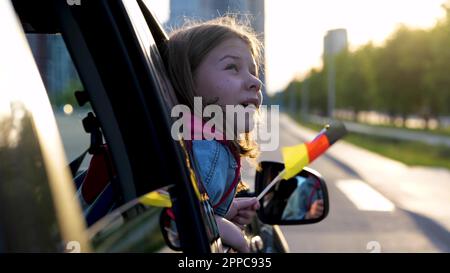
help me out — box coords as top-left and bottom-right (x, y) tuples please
(164, 17), (263, 252)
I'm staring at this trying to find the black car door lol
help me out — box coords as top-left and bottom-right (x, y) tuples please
(53, 0), (220, 253)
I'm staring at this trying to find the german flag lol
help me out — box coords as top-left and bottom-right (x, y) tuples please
(282, 121), (347, 180)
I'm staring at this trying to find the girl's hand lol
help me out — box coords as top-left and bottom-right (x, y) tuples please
(215, 216), (250, 253)
(225, 197), (260, 228)
(305, 199), (324, 219)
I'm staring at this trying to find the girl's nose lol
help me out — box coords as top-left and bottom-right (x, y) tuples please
(247, 74), (262, 92)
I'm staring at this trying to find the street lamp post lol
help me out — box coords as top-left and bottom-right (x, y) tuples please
(301, 78), (309, 121)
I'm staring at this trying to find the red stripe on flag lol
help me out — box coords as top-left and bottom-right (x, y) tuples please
(306, 134), (330, 162)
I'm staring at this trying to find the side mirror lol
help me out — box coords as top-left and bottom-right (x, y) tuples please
(255, 161), (329, 225)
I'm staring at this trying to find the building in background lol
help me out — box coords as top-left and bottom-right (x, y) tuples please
(167, 0), (267, 98)
(323, 28), (348, 57)
(323, 29), (348, 118)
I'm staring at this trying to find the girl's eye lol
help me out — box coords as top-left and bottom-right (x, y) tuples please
(225, 64), (239, 72)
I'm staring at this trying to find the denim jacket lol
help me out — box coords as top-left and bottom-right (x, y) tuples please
(192, 140), (239, 217)
(281, 176), (322, 220)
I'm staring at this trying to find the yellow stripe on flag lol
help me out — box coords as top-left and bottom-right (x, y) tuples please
(282, 143), (310, 180)
(139, 191), (172, 207)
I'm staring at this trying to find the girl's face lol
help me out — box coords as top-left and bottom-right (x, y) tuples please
(193, 37), (262, 134)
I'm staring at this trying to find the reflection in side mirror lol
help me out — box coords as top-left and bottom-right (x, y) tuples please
(255, 161), (329, 225)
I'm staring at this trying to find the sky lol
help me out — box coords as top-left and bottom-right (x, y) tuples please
(148, 0), (448, 95)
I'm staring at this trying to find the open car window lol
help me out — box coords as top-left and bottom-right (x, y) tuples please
(27, 33), (93, 169)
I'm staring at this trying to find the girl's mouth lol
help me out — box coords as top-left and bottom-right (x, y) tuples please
(240, 99), (259, 108)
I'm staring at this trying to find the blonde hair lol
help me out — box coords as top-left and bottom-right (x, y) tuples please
(163, 16), (263, 161)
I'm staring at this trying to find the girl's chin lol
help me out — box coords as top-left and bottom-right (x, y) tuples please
(223, 108), (258, 138)
(236, 116), (256, 134)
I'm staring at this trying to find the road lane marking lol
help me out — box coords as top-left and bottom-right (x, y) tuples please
(336, 179), (395, 212)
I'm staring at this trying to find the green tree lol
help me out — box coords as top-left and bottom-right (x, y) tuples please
(334, 44), (379, 120)
(423, 4), (450, 123)
(306, 68), (326, 116)
(374, 26), (432, 124)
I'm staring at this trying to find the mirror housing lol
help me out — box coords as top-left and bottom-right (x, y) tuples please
(255, 161), (329, 225)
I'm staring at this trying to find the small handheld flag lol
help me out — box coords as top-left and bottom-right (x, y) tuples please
(257, 121), (347, 201)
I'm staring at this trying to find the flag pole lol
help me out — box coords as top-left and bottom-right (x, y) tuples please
(257, 169), (286, 201)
